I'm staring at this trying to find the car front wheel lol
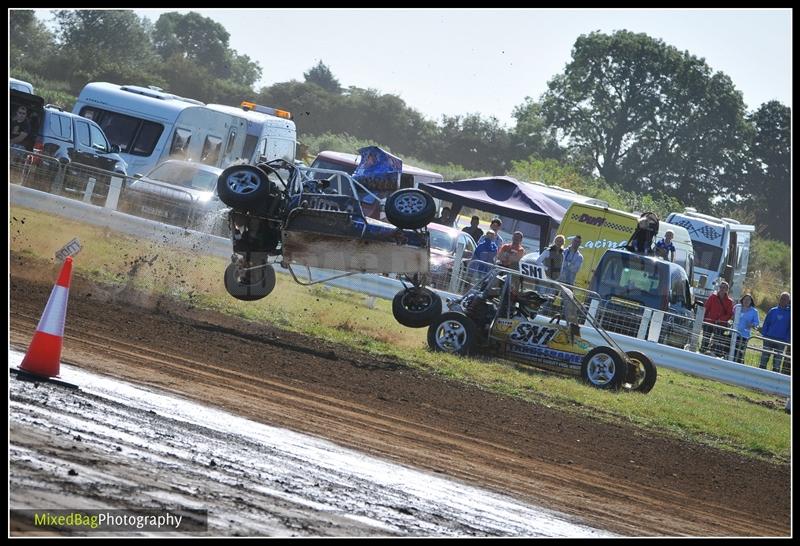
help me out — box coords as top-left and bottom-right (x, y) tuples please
(427, 312), (478, 356)
(223, 260), (276, 301)
(580, 347), (627, 390)
(384, 188), (437, 230)
(392, 287), (442, 328)
(623, 350), (657, 393)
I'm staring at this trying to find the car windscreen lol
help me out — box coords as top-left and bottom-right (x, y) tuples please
(595, 253), (666, 309)
(147, 163), (217, 191)
(429, 230), (456, 254)
(309, 158), (356, 175)
(691, 240), (723, 271)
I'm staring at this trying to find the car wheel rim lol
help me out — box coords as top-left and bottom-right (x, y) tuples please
(395, 193), (426, 215)
(402, 290), (433, 312)
(226, 170), (261, 195)
(586, 353), (616, 386)
(435, 321), (467, 352)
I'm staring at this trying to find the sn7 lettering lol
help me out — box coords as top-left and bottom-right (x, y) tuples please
(509, 323), (558, 346)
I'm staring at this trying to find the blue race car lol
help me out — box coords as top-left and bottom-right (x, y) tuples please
(216, 155), (443, 327)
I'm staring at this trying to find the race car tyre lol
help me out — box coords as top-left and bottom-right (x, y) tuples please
(217, 164), (280, 214)
(385, 188), (437, 230)
(224, 261), (276, 301)
(392, 287), (442, 328)
(427, 312), (478, 356)
(580, 346), (627, 390)
(623, 350), (658, 394)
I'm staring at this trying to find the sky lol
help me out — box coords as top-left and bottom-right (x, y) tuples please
(33, 8), (792, 128)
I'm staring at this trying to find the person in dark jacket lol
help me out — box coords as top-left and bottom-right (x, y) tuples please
(700, 281), (734, 357)
(462, 215), (483, 243)
(759, 292), (791, 373)
(534, 234), (565, 280)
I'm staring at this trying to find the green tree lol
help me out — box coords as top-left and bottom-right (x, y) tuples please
(511, 97), (565, 162)
(152, 12), (230, 79)
(541, 30), (748, 209)
(53, 10), (161, 91)
(745, 101), (790, 243)
(303, 61), (342, 94)
(9, 9), (56, 73)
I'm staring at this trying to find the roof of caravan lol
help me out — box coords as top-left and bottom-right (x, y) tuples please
(315, 150), (443, 179)
(77, 82), (206, 121)
(206, 103), (293, 131)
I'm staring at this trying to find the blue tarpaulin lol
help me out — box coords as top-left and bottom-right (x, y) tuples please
(419, 176), (566, 252)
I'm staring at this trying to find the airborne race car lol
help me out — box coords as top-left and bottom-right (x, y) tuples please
(215, 158), (443, 327)
(425, 264), (658, 392)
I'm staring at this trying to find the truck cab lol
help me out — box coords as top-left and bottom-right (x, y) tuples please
(665, 208), (754, 303)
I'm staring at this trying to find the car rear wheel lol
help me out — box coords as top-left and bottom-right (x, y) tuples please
(217, 165), (280, 214)
(385, 188), (436, 230)
(223, 260), (275, 301)
(623, 350), (658, 393)
(392, 287), (442, 328)
(580, 347), (627, 390)
(427, 312), (478, 356)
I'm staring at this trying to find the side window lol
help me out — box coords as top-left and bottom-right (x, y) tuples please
(200, 135), (222, 165)
(170, 128), (192, 158)
(88, 124), (109, 152)
(75, 121), (91, 147)
(49, 113), (72, 140)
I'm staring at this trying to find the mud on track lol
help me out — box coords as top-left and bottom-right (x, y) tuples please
(9, 256), (790, 536)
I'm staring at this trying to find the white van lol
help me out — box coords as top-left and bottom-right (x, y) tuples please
(10, 77), (34, 94)
(72, 82), (249, 176)
(665, 208), (755, 303)
(207, 101), (296, 165)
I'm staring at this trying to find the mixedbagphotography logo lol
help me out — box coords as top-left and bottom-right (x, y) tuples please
(11, 509), (208, 533)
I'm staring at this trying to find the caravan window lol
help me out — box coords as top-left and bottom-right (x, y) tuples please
(273, 138), (295, 162)
(201, 135), (222, 165)
(170, 128), (192, 158)
(79, 107), (162, 156)
(243, 134), (258, 162)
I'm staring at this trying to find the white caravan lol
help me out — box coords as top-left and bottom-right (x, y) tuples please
(207, 101), (297, 165)
(665, 208), (755, 302)
(72, 82), (249, 176)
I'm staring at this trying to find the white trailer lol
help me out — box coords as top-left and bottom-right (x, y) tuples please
(207, 101), (297, 166)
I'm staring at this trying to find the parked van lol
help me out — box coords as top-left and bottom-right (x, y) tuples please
(207, 101), (296, 165)
(665, 208), (755, 303)
(72, 82), (249, 176)
(524, 202), (694, 290)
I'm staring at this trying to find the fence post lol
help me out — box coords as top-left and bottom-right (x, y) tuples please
(51, 162), (67, 194)
(448, 241), (466, 294)
(647, 310), (664, 342)
(688, 304), (705, 352)
(105, 176), (124, 210)
(728, 306), (741, 361)
(637, 308), (653, 339)
(83, 177), (96, 204)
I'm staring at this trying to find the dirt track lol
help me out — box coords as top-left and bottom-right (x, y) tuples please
(9, 257), (791, 537)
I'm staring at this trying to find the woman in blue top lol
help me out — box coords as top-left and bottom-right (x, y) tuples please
(732, 294), (760, 364)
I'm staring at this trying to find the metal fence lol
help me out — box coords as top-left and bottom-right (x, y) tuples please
(10, 148), (228, 236)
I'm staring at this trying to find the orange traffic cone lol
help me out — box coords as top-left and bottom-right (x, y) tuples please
(19, 256), (73, 379)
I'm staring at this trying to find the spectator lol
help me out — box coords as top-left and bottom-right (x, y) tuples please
(497, 231), (525, 268)
(759, 292), (791, 374)
(11, 105), (31, 149)
(467, 230), (498, 281)
(732, 294), (760, 364)
(534, 234), (565, 280)
(462, 215), (484, 243)
(558, 235), (584, 286)
(478, 218), (504, 247)
(700, 281), (734, 357)
(655, 230), (676, 262)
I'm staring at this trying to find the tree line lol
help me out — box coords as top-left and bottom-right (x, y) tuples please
(10, 10), (790, 244)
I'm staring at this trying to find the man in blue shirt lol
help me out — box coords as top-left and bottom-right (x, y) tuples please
(759, 292), (791, 374)
(655, 230), (676, 262)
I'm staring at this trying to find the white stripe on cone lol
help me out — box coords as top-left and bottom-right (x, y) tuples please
(36, 285), (69, 337)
